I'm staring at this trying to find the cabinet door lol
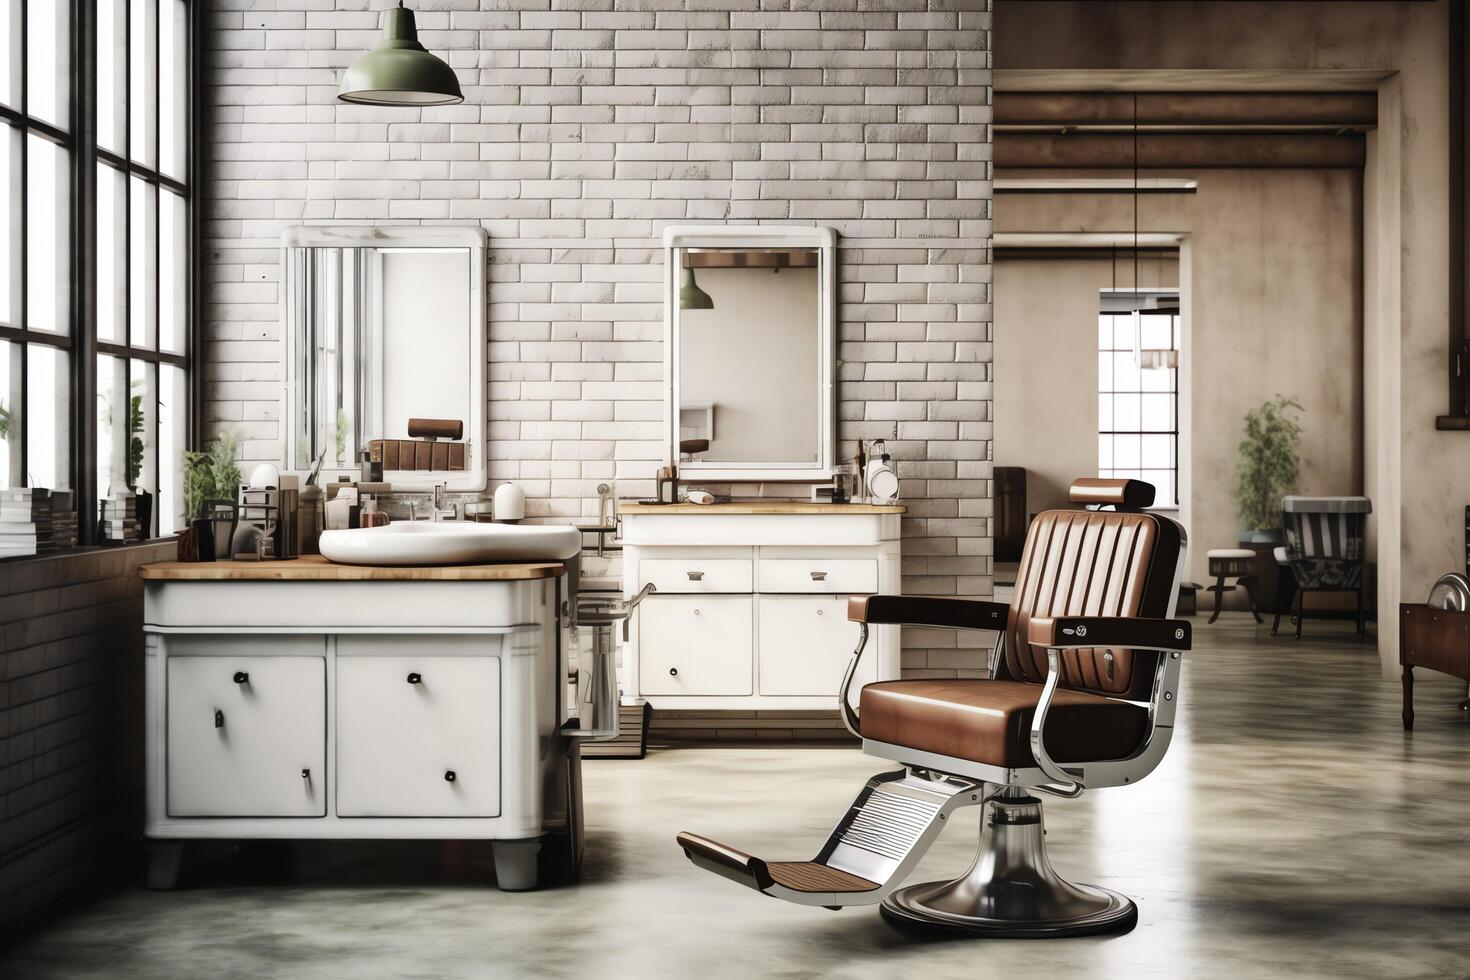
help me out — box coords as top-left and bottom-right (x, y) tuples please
(336, 637), (501, 818)
(167, 645), (326, 817)
(638, 596), (753, 696)
(758, 595), (875, 697)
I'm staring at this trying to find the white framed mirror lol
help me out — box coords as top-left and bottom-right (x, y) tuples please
(663, 225), (837, 483)
(281, 226), (486, 492)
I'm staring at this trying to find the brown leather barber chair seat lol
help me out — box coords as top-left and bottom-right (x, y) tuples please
(676, 477), (1191, 938)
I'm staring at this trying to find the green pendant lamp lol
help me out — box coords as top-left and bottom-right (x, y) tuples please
(679, 266), (714, 310)
(338, 2), (463, 107)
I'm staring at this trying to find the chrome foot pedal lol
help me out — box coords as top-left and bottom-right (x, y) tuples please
(676, 769), (984, 908)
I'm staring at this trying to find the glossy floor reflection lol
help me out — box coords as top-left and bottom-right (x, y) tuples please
(4, 616), (1469, 979)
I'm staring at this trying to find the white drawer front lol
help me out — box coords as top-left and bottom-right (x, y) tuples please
(759, 558), (877, 594)
(167, 647), (326, 818)
(640, 558), (752, 594)
(639, 596), (753, 696)
(758, 595), (875, 697)
(336, 637), (501, 818)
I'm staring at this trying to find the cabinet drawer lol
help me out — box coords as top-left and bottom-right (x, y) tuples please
(639, 596), (753, 696)
(758, 558), (877, 594)
(640, 558), (752, 594)
(167, 646), (326, 818)
(758, 595), (876, 697)
(336, 637), (501, 818)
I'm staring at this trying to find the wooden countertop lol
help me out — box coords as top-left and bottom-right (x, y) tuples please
(617, 501), (907, 515)
(140, 554), (565, 581)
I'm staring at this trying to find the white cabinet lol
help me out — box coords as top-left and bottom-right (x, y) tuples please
(638, 596), (753, 696)
(640, 558), (752, 593)
(166, 639), (326, 818)
(619, 504), (904, 713)
(758, 558), (877, 594)
(336, 638), (502, 818)
(757, 595), (875, 697)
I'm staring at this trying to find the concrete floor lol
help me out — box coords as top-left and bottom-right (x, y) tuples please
(4, 615), (1469, 979)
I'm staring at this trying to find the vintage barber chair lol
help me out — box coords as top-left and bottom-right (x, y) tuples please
(676, 478), (1190, 937)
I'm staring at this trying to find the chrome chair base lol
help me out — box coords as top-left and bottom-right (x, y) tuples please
(878, 788), (1138, 938)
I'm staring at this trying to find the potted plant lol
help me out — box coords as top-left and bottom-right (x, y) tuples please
(181, 430), (242, 560)
(1234, 395), (1303, 543)
(127, 393), (152, 539)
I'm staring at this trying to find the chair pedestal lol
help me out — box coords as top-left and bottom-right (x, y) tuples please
(879, 789), (1136, 938)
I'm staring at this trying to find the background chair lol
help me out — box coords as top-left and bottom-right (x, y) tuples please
(676, 478), (1190, 937)
(1281, 496), (1372, 638)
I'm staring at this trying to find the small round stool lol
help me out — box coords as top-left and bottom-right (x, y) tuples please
(1205, 548), (1263, 625)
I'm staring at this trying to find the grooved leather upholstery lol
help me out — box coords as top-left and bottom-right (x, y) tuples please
(1007, 509), (1176, 699)
(859, 507), (1182, 769)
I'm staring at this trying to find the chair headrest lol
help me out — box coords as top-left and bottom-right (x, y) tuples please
(1069, 477), (1155, 511)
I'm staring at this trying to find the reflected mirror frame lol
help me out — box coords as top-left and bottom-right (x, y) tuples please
(280, 225), (487, 493)
(662, 224), (837, 484)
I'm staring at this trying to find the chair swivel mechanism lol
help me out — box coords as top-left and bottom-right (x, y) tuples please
(675, 477), (1191, 937)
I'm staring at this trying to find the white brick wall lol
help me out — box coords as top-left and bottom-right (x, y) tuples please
(204, 0), (993, 678)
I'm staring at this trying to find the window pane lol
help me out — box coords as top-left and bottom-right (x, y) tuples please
(160, 187), (185, 352)
(159, 364), (185, 534)
(0, 341), (17, 490)
(97, 162), (126, 342)
(1113, 393), (1140, 432)
(129, 0), (157, 168)
(1141, 434), (1173, 470)
(25, 0), (69, 130)
(1140, 393), (1174, 433)
(0, 2), (17, 109)
(25, 345), (69, 490)
(1113, 434), (1140, 469)
(97, 354), (126, 497)
(160, 0), (186, 179)
(97, 0), (128, 154)
(0, 126), (15, 325)
(129, 175), (157, 348)
(25, 134), (69, 334)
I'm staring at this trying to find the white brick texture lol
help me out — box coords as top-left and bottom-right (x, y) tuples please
(204, 0), (993, 678)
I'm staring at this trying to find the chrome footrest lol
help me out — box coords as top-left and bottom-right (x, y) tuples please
(676, 769), (985, 908)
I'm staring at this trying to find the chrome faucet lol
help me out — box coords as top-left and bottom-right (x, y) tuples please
(430, 482), (458, 522)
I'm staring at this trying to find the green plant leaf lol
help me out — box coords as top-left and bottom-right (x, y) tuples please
(1233, 396), (1303, 531)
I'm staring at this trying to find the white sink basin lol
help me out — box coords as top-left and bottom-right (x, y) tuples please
(319, 521), (582, 566)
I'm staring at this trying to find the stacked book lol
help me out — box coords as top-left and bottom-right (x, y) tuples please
(100, 491), (139, 543)
(50, 490), (77, 551)
(0, 488), (53, 558)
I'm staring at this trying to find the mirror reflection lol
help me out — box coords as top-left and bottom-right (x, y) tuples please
(283, 234), (483, 491)
(676, 247), (821, 466)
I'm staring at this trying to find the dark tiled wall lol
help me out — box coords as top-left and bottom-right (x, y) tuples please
(0, 543), (175, 931)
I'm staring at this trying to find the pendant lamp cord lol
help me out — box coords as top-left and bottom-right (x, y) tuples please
(1133, 92), (1139, 294)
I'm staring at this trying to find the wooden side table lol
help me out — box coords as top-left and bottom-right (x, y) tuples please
(1205, 549), (1263, 624)
(1400, 604), (1470, 730)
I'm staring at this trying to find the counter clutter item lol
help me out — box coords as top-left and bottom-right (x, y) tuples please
(493, 482), (527, 521)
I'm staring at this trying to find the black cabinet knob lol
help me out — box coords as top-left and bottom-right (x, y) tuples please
(214, 709), (224, 728)
(301, 769), (311, 781)
(233, 671), (249, 684)
(407, 672), (422, 685)
(668, 667), (678, 676)
(444, 770), (457, 782)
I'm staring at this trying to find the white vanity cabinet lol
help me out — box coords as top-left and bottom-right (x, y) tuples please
(140, 557), (577, 892)
(619, 503), (904, 713)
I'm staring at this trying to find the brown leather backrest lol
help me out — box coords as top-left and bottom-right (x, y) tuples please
(1003, 508), (1184, 699)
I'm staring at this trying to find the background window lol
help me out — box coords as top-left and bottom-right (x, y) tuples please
(1098, 298), (1180, 509)
(0, 1), (193, 553)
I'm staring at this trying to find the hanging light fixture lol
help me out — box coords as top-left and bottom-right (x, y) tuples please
(338, 2), (463, 107)
(679, 263), (714, 310)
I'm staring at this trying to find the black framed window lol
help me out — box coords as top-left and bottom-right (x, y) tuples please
(1098, 305), (1180, 509)
(0, 0), (194, 553)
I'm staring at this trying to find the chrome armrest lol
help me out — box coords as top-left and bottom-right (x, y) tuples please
(1027, 615), (1191, 797)
(838, 623), (869, 738)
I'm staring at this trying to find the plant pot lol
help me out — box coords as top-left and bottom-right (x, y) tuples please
(190, 518), (216, 562)
(1240, 528), (1285, 545)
